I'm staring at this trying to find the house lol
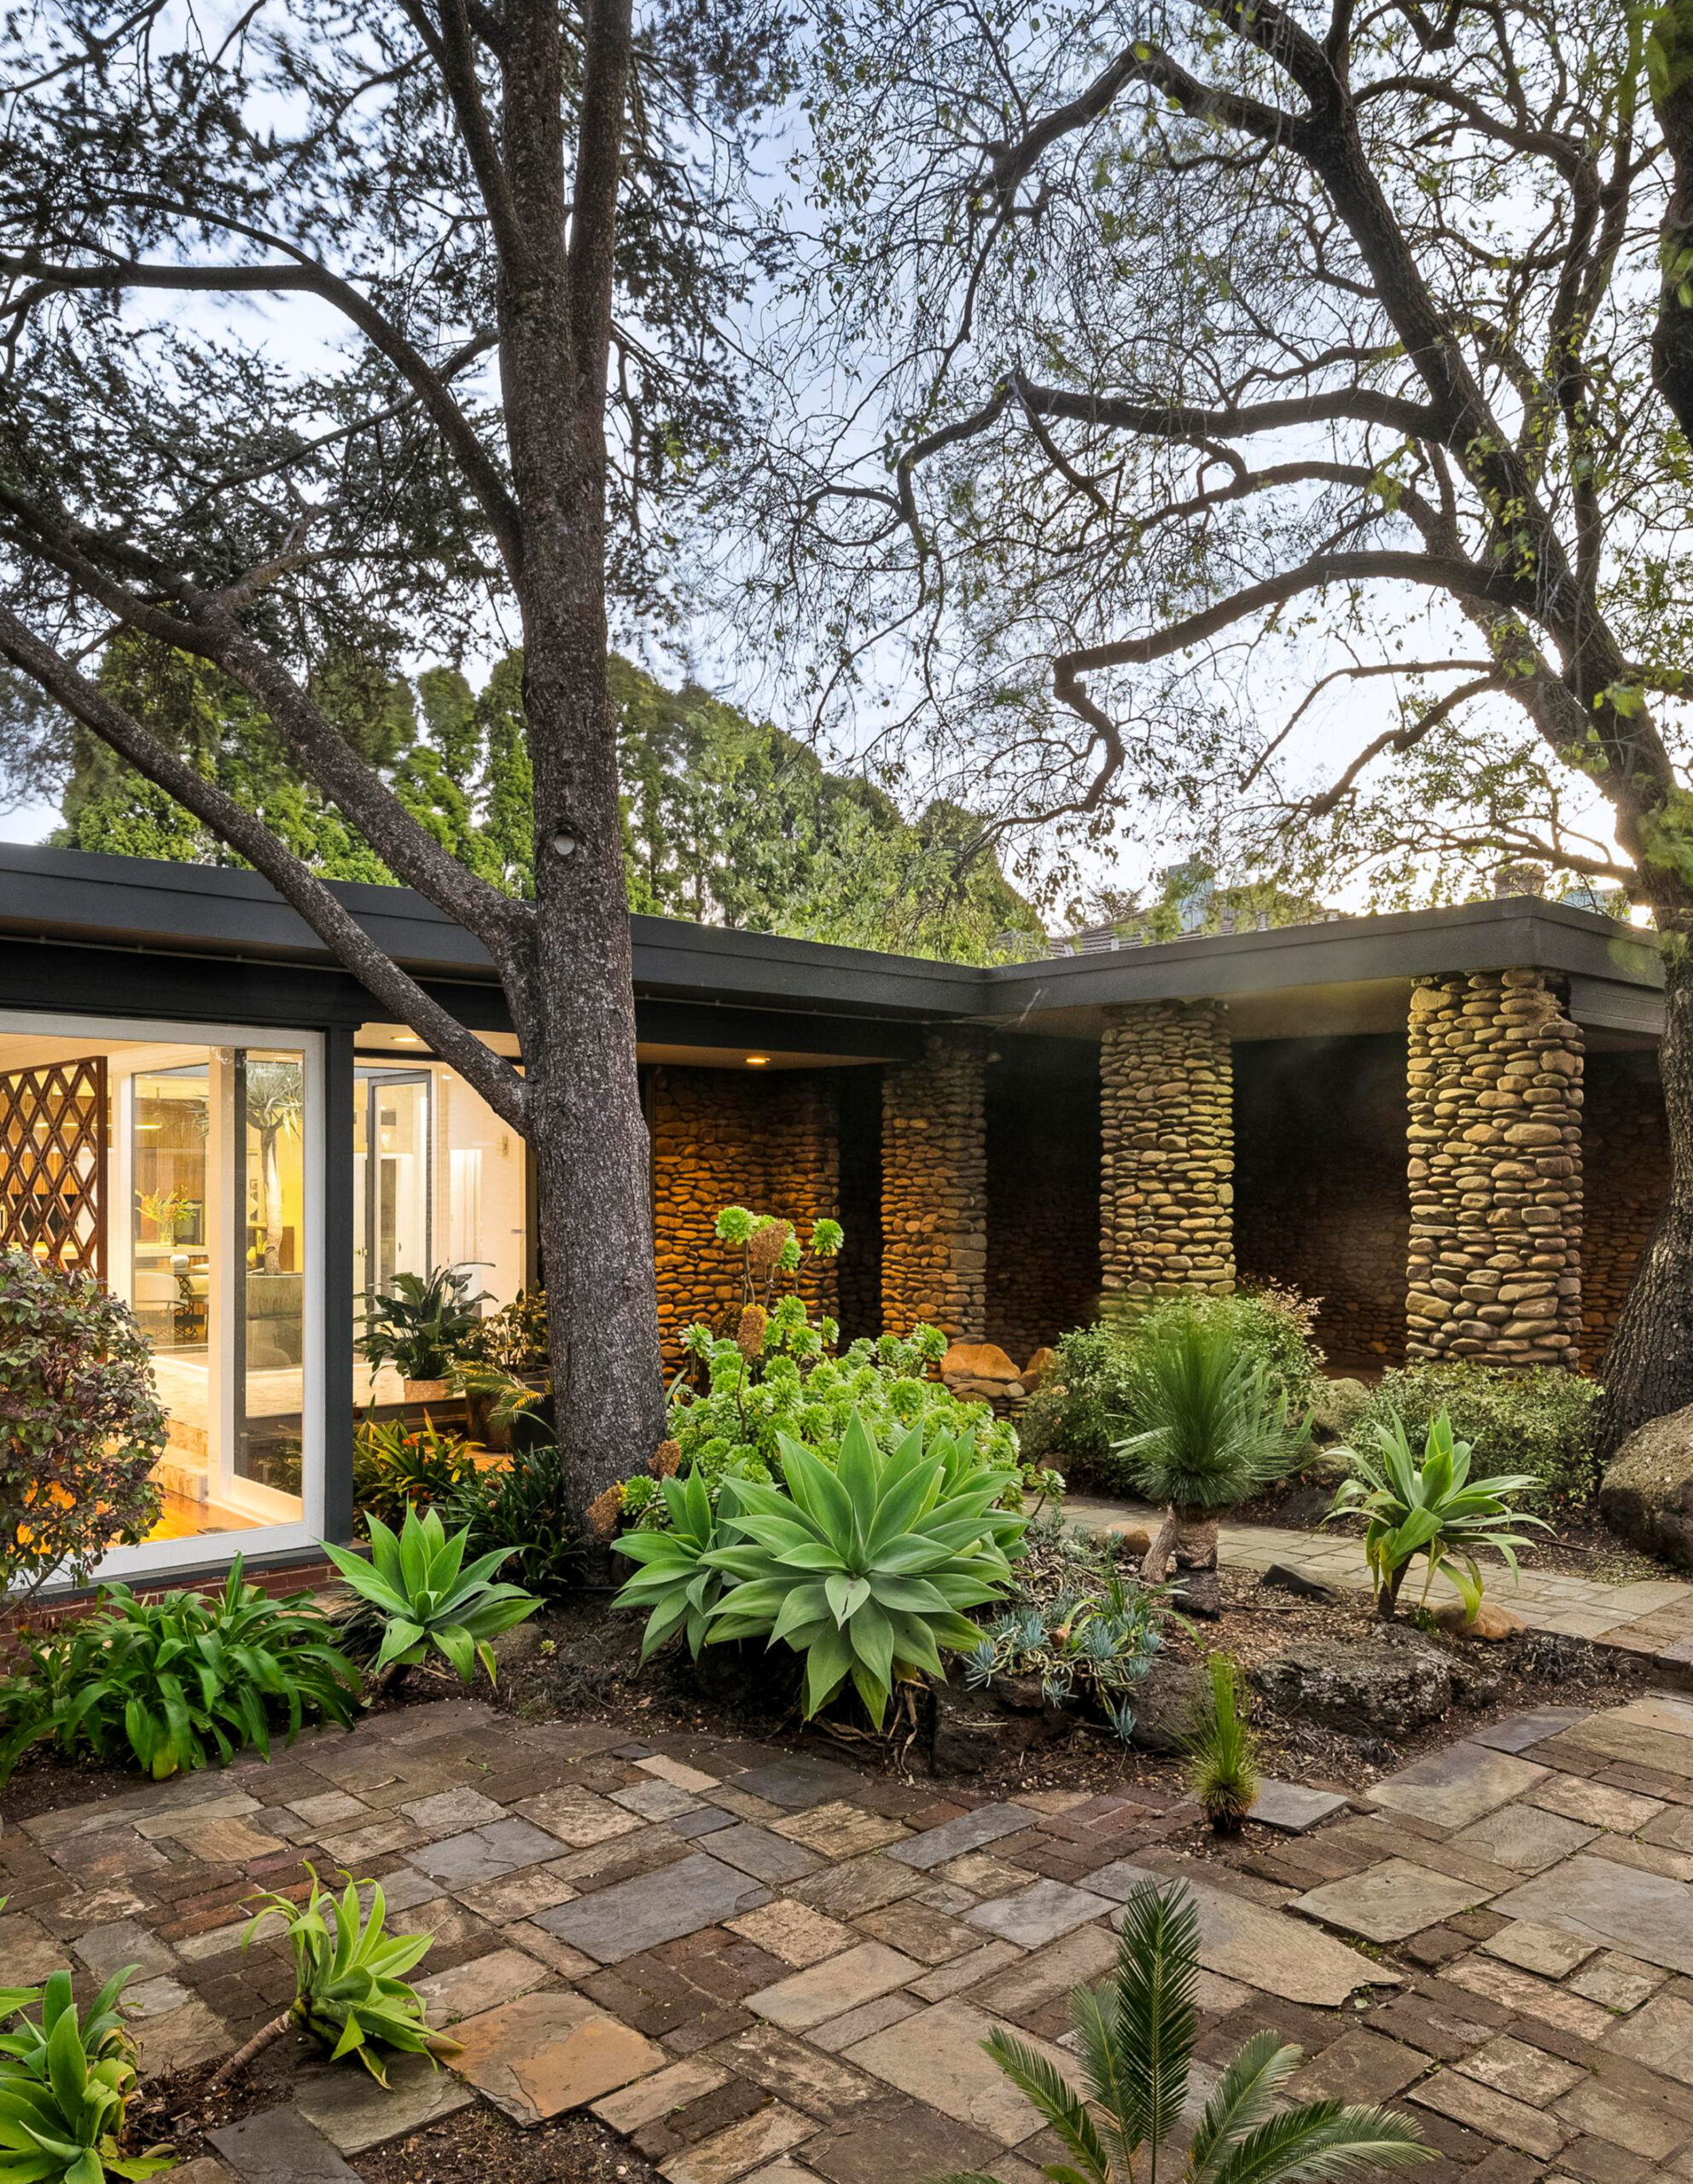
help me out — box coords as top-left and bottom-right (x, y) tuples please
(0, 844), (1669, 1589)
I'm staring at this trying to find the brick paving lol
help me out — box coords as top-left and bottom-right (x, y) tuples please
(1068, 1492), (1693, 1662)
(14, 1693), (1693, 2181)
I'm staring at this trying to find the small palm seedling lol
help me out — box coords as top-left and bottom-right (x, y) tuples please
(212, 1867), (457, 2088)
(934, 1876), (1432, 2184)
(322, 1503), (540, 1690)
(1114, 1313), (1309, 1612)
(1185, 1653), (1259, 1834)
(1327, 1408), (1549, 1621)
(0, 1965), (174, 2184)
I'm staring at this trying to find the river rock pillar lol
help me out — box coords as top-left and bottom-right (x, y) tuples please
(1099, 1001), (1235, 1313)
(881, 1031), (987, 1338)
(1405, 970), (1583, 1367)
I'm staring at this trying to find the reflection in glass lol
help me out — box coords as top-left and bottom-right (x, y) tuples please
(235, 1052), (305, 1495)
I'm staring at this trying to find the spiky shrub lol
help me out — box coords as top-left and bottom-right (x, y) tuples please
(0, 1249), (166, 1606)
(322, 1504), (540, 1687)
(1113, 1313), (1310, 1585)
(1328, 1408), (1549, 1621)
(0, 1963), (174, 2184)
(702, 1411), (1027, 1725)
(1186, 1653), (1260, 1834)
(0, 1561), (361, 1784)
(965, 1564), (1163, 1736)
(214, 1868), (456, 2087)
(934, 1877), (1431, 2184)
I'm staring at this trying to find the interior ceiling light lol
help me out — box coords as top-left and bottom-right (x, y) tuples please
(745, 1054), (771, 1067)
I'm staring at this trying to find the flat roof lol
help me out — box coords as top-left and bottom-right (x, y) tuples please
(0, 845), (1665, 1040)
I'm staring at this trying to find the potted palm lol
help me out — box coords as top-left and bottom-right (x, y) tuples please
(359, 1263), (492, 1402)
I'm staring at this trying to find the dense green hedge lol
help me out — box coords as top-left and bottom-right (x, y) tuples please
(1020, 1287), (1325, 1486)
(1353, 1361), (1602, 1507)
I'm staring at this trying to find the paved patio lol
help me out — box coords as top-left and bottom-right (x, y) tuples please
(12, 1691), (1693, 2181)
(1067, 1493), (1693, 1665)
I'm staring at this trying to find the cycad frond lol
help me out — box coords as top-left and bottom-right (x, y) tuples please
(1208, 2100), (1433, 2184)
(1112, 1877), (1198, 2152)
(1187, 2030), (1301, 2182)
(980, 2028), (1112, 2184)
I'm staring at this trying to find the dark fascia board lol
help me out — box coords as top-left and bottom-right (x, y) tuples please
(987, 896), (1665, 1016)
(0, 845), (987, 1022)
(0, 846), (1665, 1031)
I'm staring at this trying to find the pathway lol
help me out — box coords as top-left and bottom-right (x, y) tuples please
(14, 1693), (1693, 2181)
(1066, 1492), (1693, 1664)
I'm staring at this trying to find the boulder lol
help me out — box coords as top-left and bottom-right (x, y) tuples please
(1126, 1657), (1206, 1756)
(1312, 1377), (1370, 1439)
(1023, 1345), (1057, 1387)
(940, 1340), (1022, 1385)
(1261, 1562), (1346, 1607)
(1433, 1599), (1522, 1642)
(1250, 1624), (1455, 1737)
(1601, 1402), (1693, 1570)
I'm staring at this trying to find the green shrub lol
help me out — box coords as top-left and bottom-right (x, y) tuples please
(0, 1964), (174, 2184)
(445, 1443), (576, 1599)
(1019, 1287), (1324, 1482)
(1329, 1407), (1550, 1620)
(358, 1264), (490, 1384)
(614, 1410), (1027, 1725)
(0, 1249), (166, 1606)
(218, 1867), (456, 2088)
(1355, 1362), (1601, 1506)
(352, 1416), (481, 1534)
(669, 1207), (1020, 1490)
(0, 1560), (361, 1783)
(452, 1287), (550, 1374)
(323, 1504), (541, 1687)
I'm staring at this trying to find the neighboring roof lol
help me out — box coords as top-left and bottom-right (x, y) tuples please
(0, 844), (1666, 1040)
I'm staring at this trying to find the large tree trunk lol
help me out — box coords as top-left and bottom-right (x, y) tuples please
(1597, 947), (1693, 1459)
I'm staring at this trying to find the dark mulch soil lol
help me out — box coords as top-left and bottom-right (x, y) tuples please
(128, 2046), (661, 2184)
(358, 2100), (662, 2184)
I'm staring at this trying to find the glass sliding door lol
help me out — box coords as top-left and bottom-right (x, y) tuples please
(0, 1008), (324, 1578)
(353, 1069), (432, 1310)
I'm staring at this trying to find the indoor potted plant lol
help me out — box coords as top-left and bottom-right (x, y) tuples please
(358, 1263), (492, 1402)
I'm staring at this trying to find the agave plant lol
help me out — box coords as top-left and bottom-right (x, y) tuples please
(0, 1965), (173, 2184)
(1114, 1313), (1309, 1604)
(611, 1471), (748, 1661)
(322, 1504), (540, 1687)
(704, 1410), (1027, 1725)
(212, 1867), (456, 2088)
(935, 1878), (1431, 2184)
(1327, 1407), (1549, 1620)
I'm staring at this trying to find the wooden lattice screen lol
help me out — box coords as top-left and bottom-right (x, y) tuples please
(0, 1057), (108, 1278)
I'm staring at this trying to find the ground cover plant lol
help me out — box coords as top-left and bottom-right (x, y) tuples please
(0, 1961), (173, 2184)
(0, 1562), (360, 1783)
(0, 1250), (166, 1605)
(614, 1409), (1027, 1726)
(213, 1868), (455, 2088)
(1328, 1409), (1549, 1621)
(323, 1504), (541, 1690)
(934, 1876), (1430, 2184)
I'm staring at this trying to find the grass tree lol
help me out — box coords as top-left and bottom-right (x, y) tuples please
(936, 1877), (1431, 2184)
(1114, 1314), (1309, 1614)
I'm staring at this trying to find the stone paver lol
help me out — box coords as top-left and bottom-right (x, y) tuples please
(451, 1989), (665, 2120)
(1296, 1856), (1491, 1943)
(1250, 1780), (1349, 1833)
(29, 1686), (1693, 2184)
(537, 1851), (772, 1964)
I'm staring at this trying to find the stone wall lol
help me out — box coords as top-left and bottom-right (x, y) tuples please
(834, 1065), (884, 1345)
(1405, 971), (1582, 1368)
(647, 1065), (839, 1359)
(881, 1031), (987, 1337)
(1234, 1035), (1408, 1368)
(985, 1043), (1101, 1366)
(1099, 1001), (1234, 1308)
(1583, 1051), (1669, 1368)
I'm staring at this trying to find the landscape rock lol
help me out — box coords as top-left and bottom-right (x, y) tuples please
(1261, 1562), (1347, 1607)
(1251, 1625), (1457, 1736)
(1022, 1345), (1056, 1386)
(1434, 1599), (1523, 1641)
(1126, 1657), (1205, 1755)
(940, 1341), (1021, 1385)
(1601, 1402), (1693, 1570)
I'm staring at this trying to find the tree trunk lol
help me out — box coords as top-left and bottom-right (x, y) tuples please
(1597, 945), (1693, 1459)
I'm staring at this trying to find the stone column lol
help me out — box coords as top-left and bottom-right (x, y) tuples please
(1405, 970), (1583, 1368)
(881, 1031), (987, 1337)
(1099, 1001), (1235, 1310)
